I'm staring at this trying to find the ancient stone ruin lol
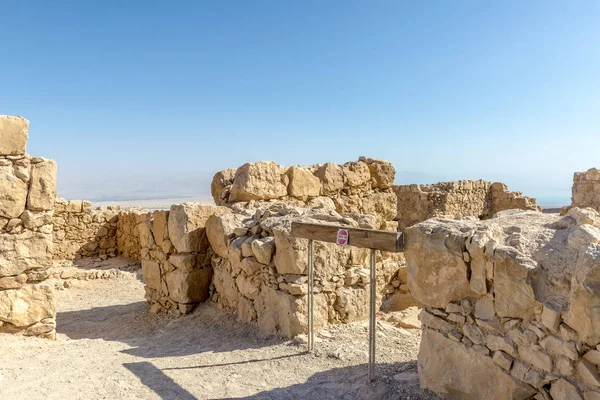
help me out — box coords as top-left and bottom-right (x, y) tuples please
(406, 208), (600, 399)
(0, 116), (57, 338)
(395, 180), (540, 230)
(6, 114), (600, 399)
(573, 168), (600, 212)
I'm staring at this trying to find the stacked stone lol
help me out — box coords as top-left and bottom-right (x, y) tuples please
(205, 202), (403, 338)
(52, 199), (119, 259)
(211, 157), (397, 229)
(141, 203), (228, 315)
(405, 207), (600, 399)
(395, 179), (540, 230)
(116, 207), (151, 260)
(572, 168), (600, 212)
(489, 181), (540, 215)
(0, 116), (56, 339)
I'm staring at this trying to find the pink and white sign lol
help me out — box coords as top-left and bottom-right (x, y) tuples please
(336, 229), (349, 246)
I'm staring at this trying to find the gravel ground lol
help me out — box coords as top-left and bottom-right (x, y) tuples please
(0, 266), (437, 400)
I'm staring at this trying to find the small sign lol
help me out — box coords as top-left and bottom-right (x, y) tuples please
(336, 229), (349, 246)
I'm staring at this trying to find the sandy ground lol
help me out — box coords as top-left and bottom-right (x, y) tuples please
(0, 266), (437, 400)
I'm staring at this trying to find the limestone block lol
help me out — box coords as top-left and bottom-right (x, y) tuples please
(550, 379), (582, 400)
(565, 243), (600, 345)
(341, 161), (370, 189)
(285, 166), (321, 198)
(211, 168), (236, 205)
(205, 213), (246, 258)
(0, 283), (55, 327)
(0, 231), (52, 276)
(165, 267), (212, 304)
(366, 158), (395, 189)
(168, 203), (231, 253)
(0, 165), (28, 218)
(254, 285), (328, 338)
(251, 237), (275, 265)
(211, 259), (240, 309)
(0, 116), (29, 156)
(152, 210), (169, 245)
(418, 329), (536, 400)
(141, 260), (161, 290)
(313, 162), (344, 194)
(405, 220), (472, 308)
(27, 159), (57, 211)
(493, 247), (538, 319)
(228, 161), (287, 202)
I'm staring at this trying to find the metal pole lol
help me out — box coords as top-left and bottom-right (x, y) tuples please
(307, 239), (314, 352)
(369, 248), (376, 382)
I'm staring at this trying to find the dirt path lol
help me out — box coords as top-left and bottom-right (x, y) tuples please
(0, 271), (436, 400)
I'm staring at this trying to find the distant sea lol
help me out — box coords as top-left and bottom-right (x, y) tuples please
(535, 196), (571, 210)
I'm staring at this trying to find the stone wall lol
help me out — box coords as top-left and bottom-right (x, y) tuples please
(140, 204), (228, 315)
(395, 179), (540, 230)
(205, 203), (404, 338)
(211, 157), (397, 229)
(116, 207), (150, 260)
(405, 208), (600, 399)
(572, 168), (600, 212)
(0, 116), (56, 339)
(52, 199), (120, 260)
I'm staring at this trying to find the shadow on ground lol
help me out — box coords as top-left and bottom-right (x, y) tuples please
(122, 361), (429, 400)
(56, 301), (290, 358)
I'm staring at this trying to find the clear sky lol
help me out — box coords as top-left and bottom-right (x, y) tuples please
(1, 1), (598, 205)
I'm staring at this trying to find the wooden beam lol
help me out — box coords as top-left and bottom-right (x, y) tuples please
(290, 221), (403, 252)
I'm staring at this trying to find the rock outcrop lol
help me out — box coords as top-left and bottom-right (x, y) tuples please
(405, 208), (600, 399)
(0, 115), (56, 339)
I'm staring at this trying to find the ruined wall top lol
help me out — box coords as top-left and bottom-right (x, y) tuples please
(211, 157), (397, 228)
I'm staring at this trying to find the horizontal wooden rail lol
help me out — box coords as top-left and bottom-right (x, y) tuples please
(290, 221), (403, 252)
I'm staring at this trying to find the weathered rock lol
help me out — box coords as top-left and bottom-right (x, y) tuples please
(211, 168), (237, 205)
(229, 161), (287, 202)
(251, 237), (275, 265)
(254, 285), (327, 338)
(165, 268), (212, 304)
(141, 260), (161, 290)
(518, 345), (553, 372)
(493, 247), (538, 319)
(205, 213), (246, 258)
(565, 243), (600, 345)
(0, 231), (52, 276)
(366, 158), (395, 189)
(286, 166), (321, 198)
(26, 159), (57, 211)
(405, 220), (472, 308)
(168, 203), (230, 253)
(418, 329), (536, 400)
(578, 359), (600, 388)
(313, 162), (344, 194)
(0, 165), (28, 218)
(0, 284), (55, 327)
(549, 379), (582, 400)
(0, 115), (29, 156)
(539, 335), (578, 360)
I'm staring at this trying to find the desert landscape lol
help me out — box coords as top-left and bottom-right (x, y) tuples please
(2, 115), (600, 399)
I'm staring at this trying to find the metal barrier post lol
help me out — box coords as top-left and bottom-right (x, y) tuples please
(307, 239), (314, 352)
(369, 248), (376, 382)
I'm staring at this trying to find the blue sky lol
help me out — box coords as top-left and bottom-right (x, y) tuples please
(1, 1), (598, 204)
